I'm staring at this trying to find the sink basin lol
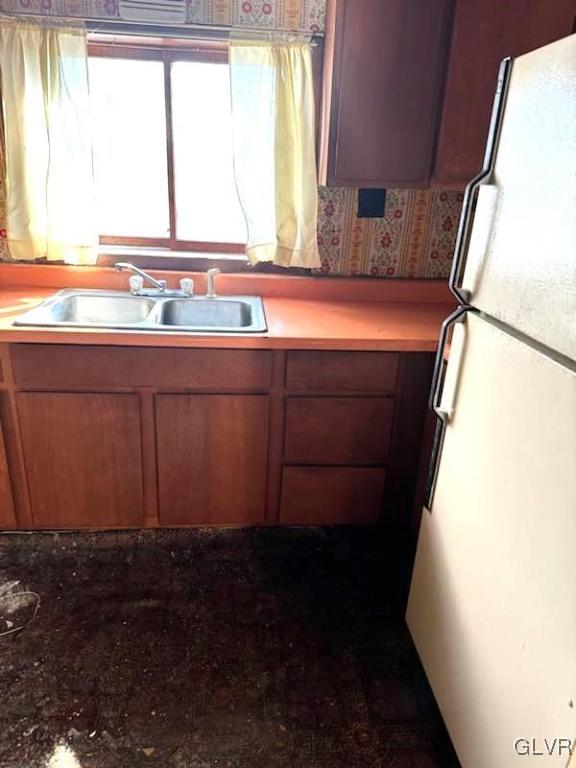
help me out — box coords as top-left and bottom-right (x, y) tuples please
(13, 290), (267, 334)
(161, 298), (258, 330)
(48, 294), (156, 325)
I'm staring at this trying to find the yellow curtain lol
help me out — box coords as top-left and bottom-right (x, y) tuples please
(230, 38), (320, 269)
(0, 18), (98, 264)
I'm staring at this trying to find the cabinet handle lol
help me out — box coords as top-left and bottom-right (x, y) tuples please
(450, 57), (513, 304)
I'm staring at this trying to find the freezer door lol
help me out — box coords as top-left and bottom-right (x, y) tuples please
(407, 312), (576, 768)
(461, 34), (576, 360)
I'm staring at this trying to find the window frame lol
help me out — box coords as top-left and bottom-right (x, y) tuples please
(87, 33), (322, 275)
(88, 37), (247, 258)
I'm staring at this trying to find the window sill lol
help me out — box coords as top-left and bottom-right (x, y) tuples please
(97, 247), (313, 276)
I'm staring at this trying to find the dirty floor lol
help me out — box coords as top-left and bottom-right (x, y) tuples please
(0, 528), (459, 768)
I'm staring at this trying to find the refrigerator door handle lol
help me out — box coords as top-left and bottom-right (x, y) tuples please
(425, 305), (474, 511)
(450, 57), (513, 305)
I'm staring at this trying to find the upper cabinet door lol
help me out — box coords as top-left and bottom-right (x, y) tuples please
(434, 0), (576, 187)
(320, 0), (453, 188)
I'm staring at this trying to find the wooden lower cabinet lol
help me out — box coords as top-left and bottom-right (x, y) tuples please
(17, 392), (144, 529)
(3, 345), (432, 530)
(0, 420), (16, 528)
(156, 394), (269, 526)
(284, 397), (395, 465)
(280, 466), (387, 525)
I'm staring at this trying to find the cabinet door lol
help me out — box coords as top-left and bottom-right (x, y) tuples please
(156, 395), (268, 526)
(0, 420), (16, 529)
(324, 0), (452, 187)
(434, 0), (576, 186)
(18, 393), (144, 529)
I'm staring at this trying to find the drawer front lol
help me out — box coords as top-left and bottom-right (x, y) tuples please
(280, 466), (386, 525)
(11, 345), (272, 390)
(284, 396), (394, 465)
(286, 351), (399, 392)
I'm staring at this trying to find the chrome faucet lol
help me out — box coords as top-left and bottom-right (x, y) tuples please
(114, 262), (167, 295)
(206, 268), (221, 298)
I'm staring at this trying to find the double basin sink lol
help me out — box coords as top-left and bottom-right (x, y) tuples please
(14, 289), (267, 334)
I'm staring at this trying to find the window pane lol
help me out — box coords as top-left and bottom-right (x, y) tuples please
(89, 57), (170, 238)
(171, 61), (247, 244)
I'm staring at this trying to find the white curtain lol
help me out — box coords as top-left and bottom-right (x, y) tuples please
(0, 18), (98, 264)
(230, 37), (320, 269)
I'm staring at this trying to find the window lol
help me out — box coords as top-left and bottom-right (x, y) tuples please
(87, 39), (247, 257)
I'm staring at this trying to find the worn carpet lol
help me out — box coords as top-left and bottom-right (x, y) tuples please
(0, 528), (459, 768)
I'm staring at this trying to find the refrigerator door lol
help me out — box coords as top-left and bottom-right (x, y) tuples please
(407, 312), (576, 768)
(461, 34), (576, 360)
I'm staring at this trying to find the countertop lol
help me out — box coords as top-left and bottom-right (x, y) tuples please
(0, 286), (452, 352)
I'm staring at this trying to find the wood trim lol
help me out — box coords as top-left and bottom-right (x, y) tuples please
(139, 389), (160, 527)
(100, 236), (170, 248)
(98, 239), (246, 256)
(163, 54), (177, 248)
(411, 407), (436, 537)
(96, 252), (308, 275)
(317, 0), (337, 185)
(170, 241), (246, 255)
(0, 416), (16, 528)
(0, 345), (33, 528)
(382, 352), (434, 529)
(88, 40), (229, 62)
(264, 351), (287, 524)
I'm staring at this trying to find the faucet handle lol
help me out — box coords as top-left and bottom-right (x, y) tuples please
(206, 268), (221, 298)
(180, 278), (194, 297)
(129, 275), (144, 295)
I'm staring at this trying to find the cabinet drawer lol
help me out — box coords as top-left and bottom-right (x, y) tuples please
(286, 351), (399, 392)
(11, 345), (272, 390)
(284, 397), (394, 465)
(280, 466), (386, 525)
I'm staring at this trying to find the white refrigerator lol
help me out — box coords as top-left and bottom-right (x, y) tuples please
(407, 35), (576, 768)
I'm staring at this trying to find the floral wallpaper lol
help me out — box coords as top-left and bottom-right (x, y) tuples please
(188, 0), (326, 32)
(0, 183), (463, 278)
(317, 187), (463, 278)
(0, 0), (326, 32)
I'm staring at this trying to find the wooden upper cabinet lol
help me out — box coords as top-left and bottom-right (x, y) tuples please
(434, 0), (576, 186)
(17, 393), (144, 529)
(319, 0), (453, 188)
